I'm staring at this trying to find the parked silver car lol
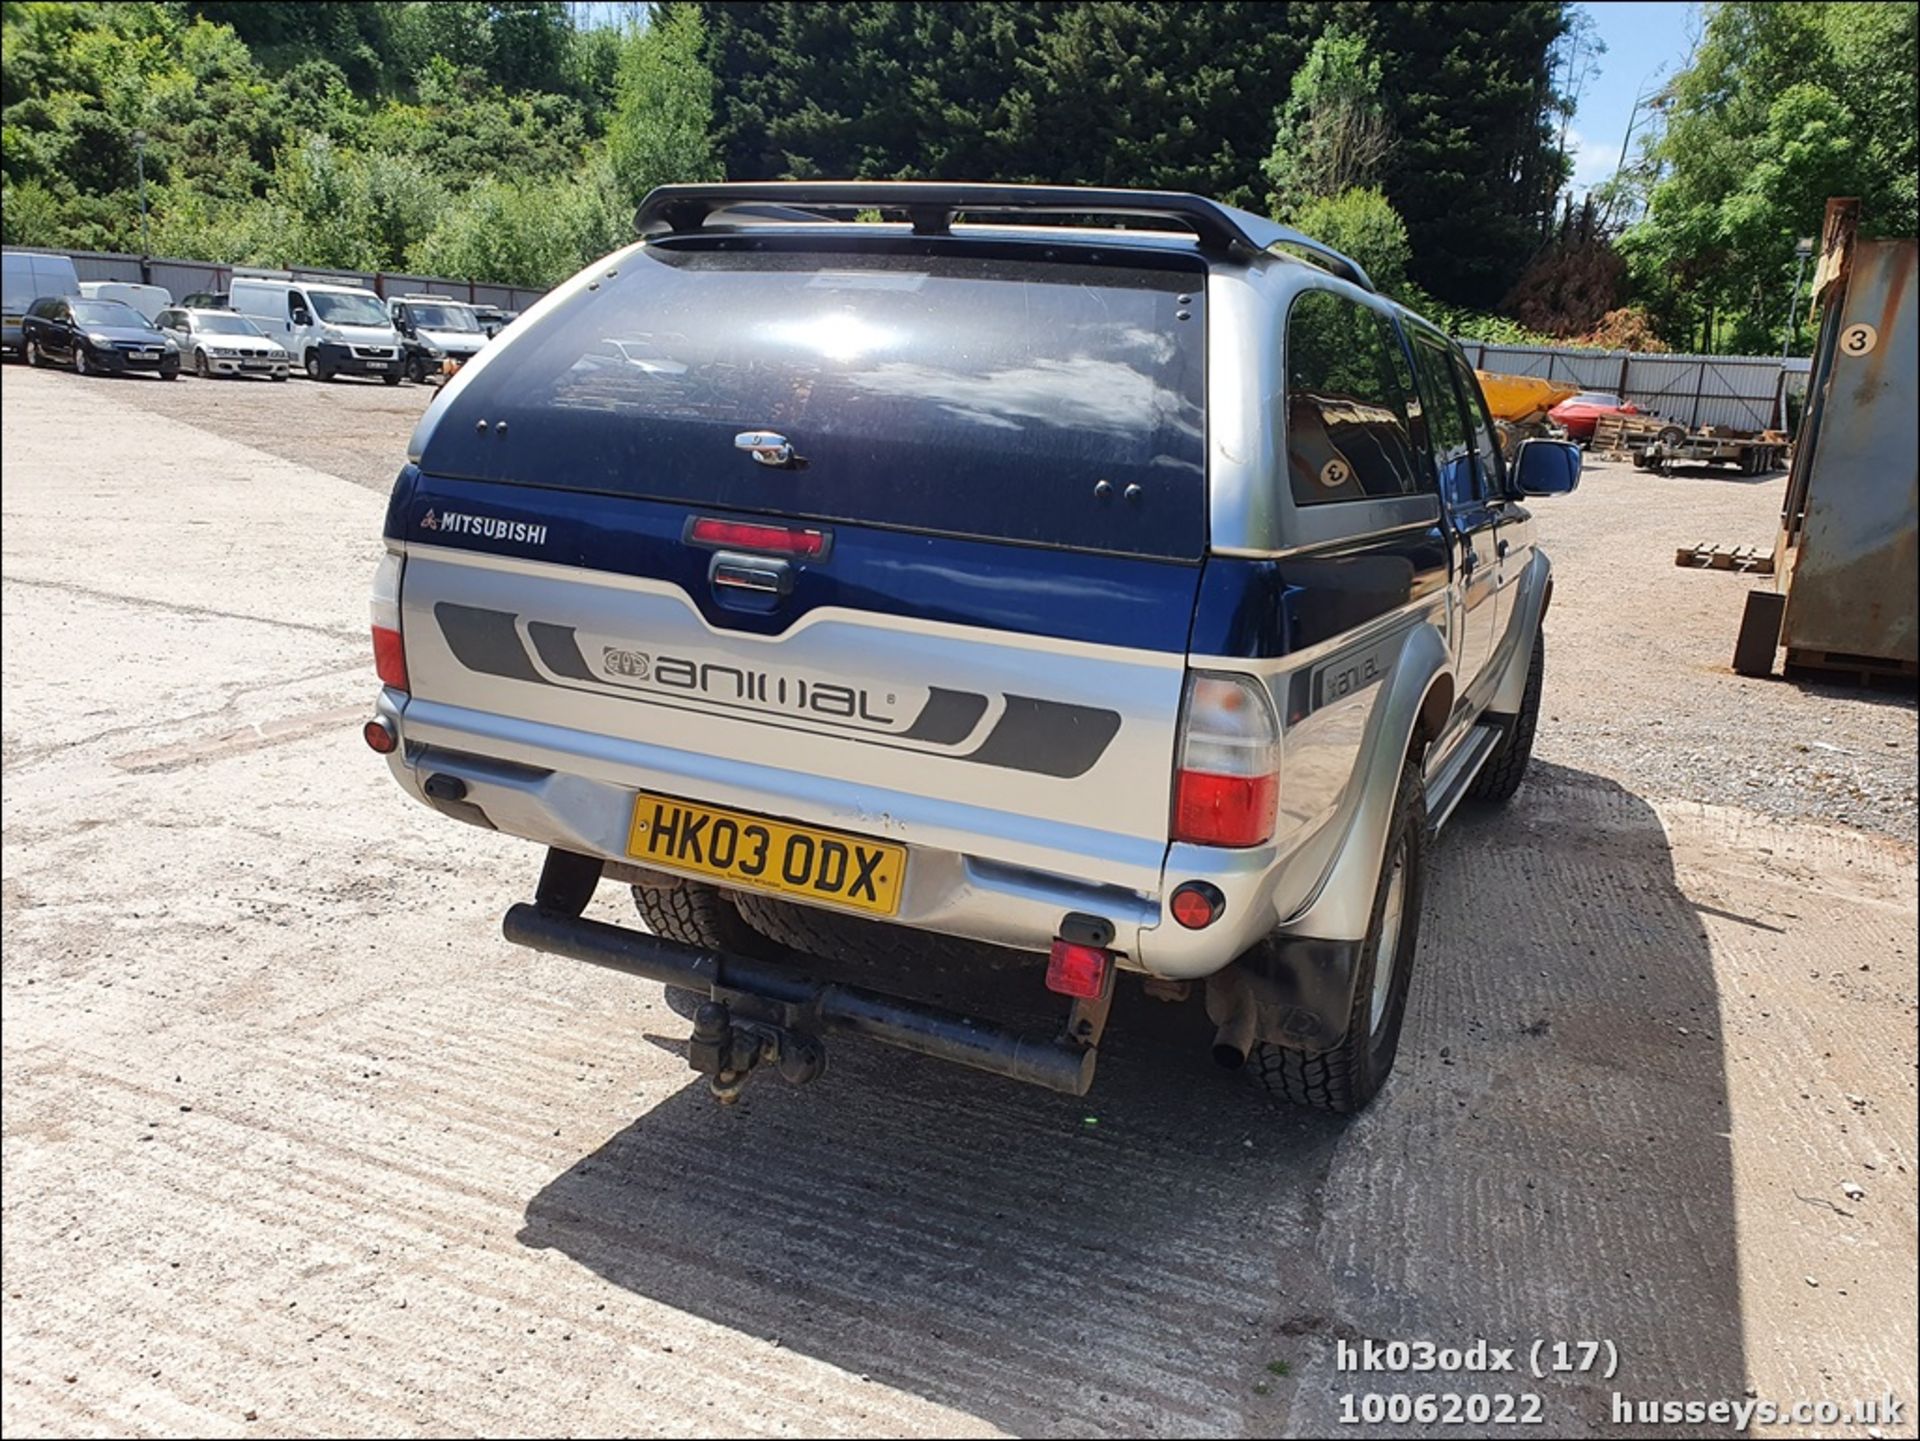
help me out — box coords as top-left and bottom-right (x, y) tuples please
(155, 307), (291, 380)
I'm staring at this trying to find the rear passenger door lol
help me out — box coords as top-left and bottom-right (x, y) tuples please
(1448, 352), (1533, 667)
(1409, 333), (1500, 694)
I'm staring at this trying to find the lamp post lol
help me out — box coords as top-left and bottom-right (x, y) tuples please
(1783, 235), (1814, 360)
(132, 129), (150, 258)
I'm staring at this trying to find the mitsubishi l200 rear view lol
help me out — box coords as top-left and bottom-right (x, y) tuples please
(367, 183), (1580, 1113)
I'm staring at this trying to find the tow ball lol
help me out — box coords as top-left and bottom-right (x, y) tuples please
(503, 848), (1110, 1100)
(687, 999), (825, 1104)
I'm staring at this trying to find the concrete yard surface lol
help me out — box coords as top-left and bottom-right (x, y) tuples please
(2, 367), (1915, 1438)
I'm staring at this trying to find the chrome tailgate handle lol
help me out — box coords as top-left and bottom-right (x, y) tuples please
(709, 551), (794, 601)
(734, 431), (793, 467)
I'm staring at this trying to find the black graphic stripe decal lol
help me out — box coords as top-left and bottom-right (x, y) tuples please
(433, 604), (1119, 778)
(436, 603), (544, 683)
(961, 696), (1123, 780)
(898, 688), (991, 745)
(526, 621), (598, 681)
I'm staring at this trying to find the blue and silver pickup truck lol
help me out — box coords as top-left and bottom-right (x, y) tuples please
(365, 183), (1580, 1113)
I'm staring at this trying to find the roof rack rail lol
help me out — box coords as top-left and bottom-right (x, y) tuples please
(633, 182), (1376, 292)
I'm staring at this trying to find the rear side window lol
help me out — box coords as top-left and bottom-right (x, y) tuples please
(1448, 351), (1506, 495)
(425, 242), (1209, 559)
(1283, 290), (1422, 506)
(1410, 334), (1477, 505)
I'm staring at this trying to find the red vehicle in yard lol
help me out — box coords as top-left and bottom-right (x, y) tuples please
(1549, 391), (1641, 442)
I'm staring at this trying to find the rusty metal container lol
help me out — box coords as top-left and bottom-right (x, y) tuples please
(1766, 200), (1918, 680)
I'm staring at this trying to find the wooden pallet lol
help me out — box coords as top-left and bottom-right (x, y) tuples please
(1675, 542), (1774, 574)
(1593, 414), (1667, 460)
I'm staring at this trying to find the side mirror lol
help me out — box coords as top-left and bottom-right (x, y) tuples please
(291, 308), (312, 326)
(1512, 438), (1582, 497)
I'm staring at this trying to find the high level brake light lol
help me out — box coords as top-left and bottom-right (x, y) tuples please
(1171, 672), (1280, 848)
(688, 516), (829, 558)
(370, 550), (407, 692)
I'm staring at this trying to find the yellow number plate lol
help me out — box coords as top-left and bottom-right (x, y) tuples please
(627, 793), (906, 917)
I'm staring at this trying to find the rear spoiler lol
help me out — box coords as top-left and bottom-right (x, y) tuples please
(633, 181), (1376, 292)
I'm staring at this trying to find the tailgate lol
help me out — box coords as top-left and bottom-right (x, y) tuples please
(393, 473), (1199, 884)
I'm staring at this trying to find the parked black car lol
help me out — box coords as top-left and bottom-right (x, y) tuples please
(21, 296), (180, 378)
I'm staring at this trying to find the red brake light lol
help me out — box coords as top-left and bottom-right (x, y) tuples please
(689, 517), (828, 558)
(1045, 940), (1112, 999)
(1172, 673), (1280, 847)
(372, 624), (408, 691)
(1173, 771), (1278, 848)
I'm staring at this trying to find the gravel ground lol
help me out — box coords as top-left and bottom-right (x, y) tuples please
(3, 366), (1916, 1439)
(1529, 455), (1917, 841)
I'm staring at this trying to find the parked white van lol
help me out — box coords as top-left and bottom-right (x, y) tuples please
(229, 275), (404, 383)
(79, 280), (173, 322)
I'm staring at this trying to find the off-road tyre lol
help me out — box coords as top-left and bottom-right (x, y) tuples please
(631, 880), (764, 953)
(1467, 627), (1544, 804)
(1250, 758), (1427, 1113)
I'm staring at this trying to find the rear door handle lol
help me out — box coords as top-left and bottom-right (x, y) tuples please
(712, 560), (788, 593)
(1497, 539), (1510, 560)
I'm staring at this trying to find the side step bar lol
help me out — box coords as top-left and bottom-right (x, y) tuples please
(501, 854), (1104, 1098)
(1424, 721), (1504, 832)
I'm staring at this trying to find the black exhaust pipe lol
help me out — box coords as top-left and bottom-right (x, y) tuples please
(502, 903), (1099, 1096)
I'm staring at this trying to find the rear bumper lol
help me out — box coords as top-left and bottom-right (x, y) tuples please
(380, 689), (1317, 978)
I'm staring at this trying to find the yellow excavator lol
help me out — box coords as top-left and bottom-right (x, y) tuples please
(1475, 371), (1579, 454)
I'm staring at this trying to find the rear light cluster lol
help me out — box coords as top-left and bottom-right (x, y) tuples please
(370, 550), (407, 693)
(689, 517), (828, 558)
(1172, 672), (1280, 848)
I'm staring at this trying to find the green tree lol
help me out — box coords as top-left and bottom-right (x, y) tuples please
(697, 2), (1305, 208)
(607, 5), (721, 208)
(427, 154), (633, 282)
(1342, 1), (1572, 309)
(0, 178), (65, 245)
(1263, 29), (1394, 219)
(1622, 1), (1917, 352)
(1291, 186), (1412, 298)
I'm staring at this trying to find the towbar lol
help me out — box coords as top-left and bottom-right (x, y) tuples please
(501, 903), (1100, 1097)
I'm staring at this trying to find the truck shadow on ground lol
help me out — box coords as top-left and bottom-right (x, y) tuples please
(518, 763), (1745, 1438)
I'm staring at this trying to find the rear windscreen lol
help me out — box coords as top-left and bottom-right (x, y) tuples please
(424, 241), (1207, 558)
